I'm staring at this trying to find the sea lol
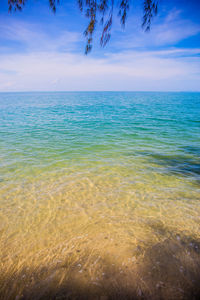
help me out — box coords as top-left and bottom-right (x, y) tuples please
(0, 92), (200, 299)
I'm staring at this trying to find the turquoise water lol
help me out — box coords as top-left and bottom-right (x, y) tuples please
(1, 92), (200, 187)
(1, 92), (200, 179)
(0, 92), (200, 298)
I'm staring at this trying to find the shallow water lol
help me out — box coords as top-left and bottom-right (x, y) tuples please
(0, 92), (200, 299)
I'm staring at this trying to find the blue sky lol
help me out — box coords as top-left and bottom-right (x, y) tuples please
(0, 0), (200, 91)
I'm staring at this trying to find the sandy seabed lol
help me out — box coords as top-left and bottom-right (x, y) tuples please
(0, 173), (200, 300)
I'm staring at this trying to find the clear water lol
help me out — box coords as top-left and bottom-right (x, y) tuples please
(0, 92), (200, 298)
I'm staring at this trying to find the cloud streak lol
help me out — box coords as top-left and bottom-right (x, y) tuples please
(112, 9), (200, 49)
(0, 19), (82, 53)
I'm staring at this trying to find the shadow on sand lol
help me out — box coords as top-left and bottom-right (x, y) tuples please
(1, 232), (200, 300)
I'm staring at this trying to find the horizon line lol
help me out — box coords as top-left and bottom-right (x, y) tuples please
(0, 90), (200, 93)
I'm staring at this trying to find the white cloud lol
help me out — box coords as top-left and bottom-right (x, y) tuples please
(0, 48), (200, 91)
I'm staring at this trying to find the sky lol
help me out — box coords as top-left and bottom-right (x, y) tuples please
(0, 0), (200, 92)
